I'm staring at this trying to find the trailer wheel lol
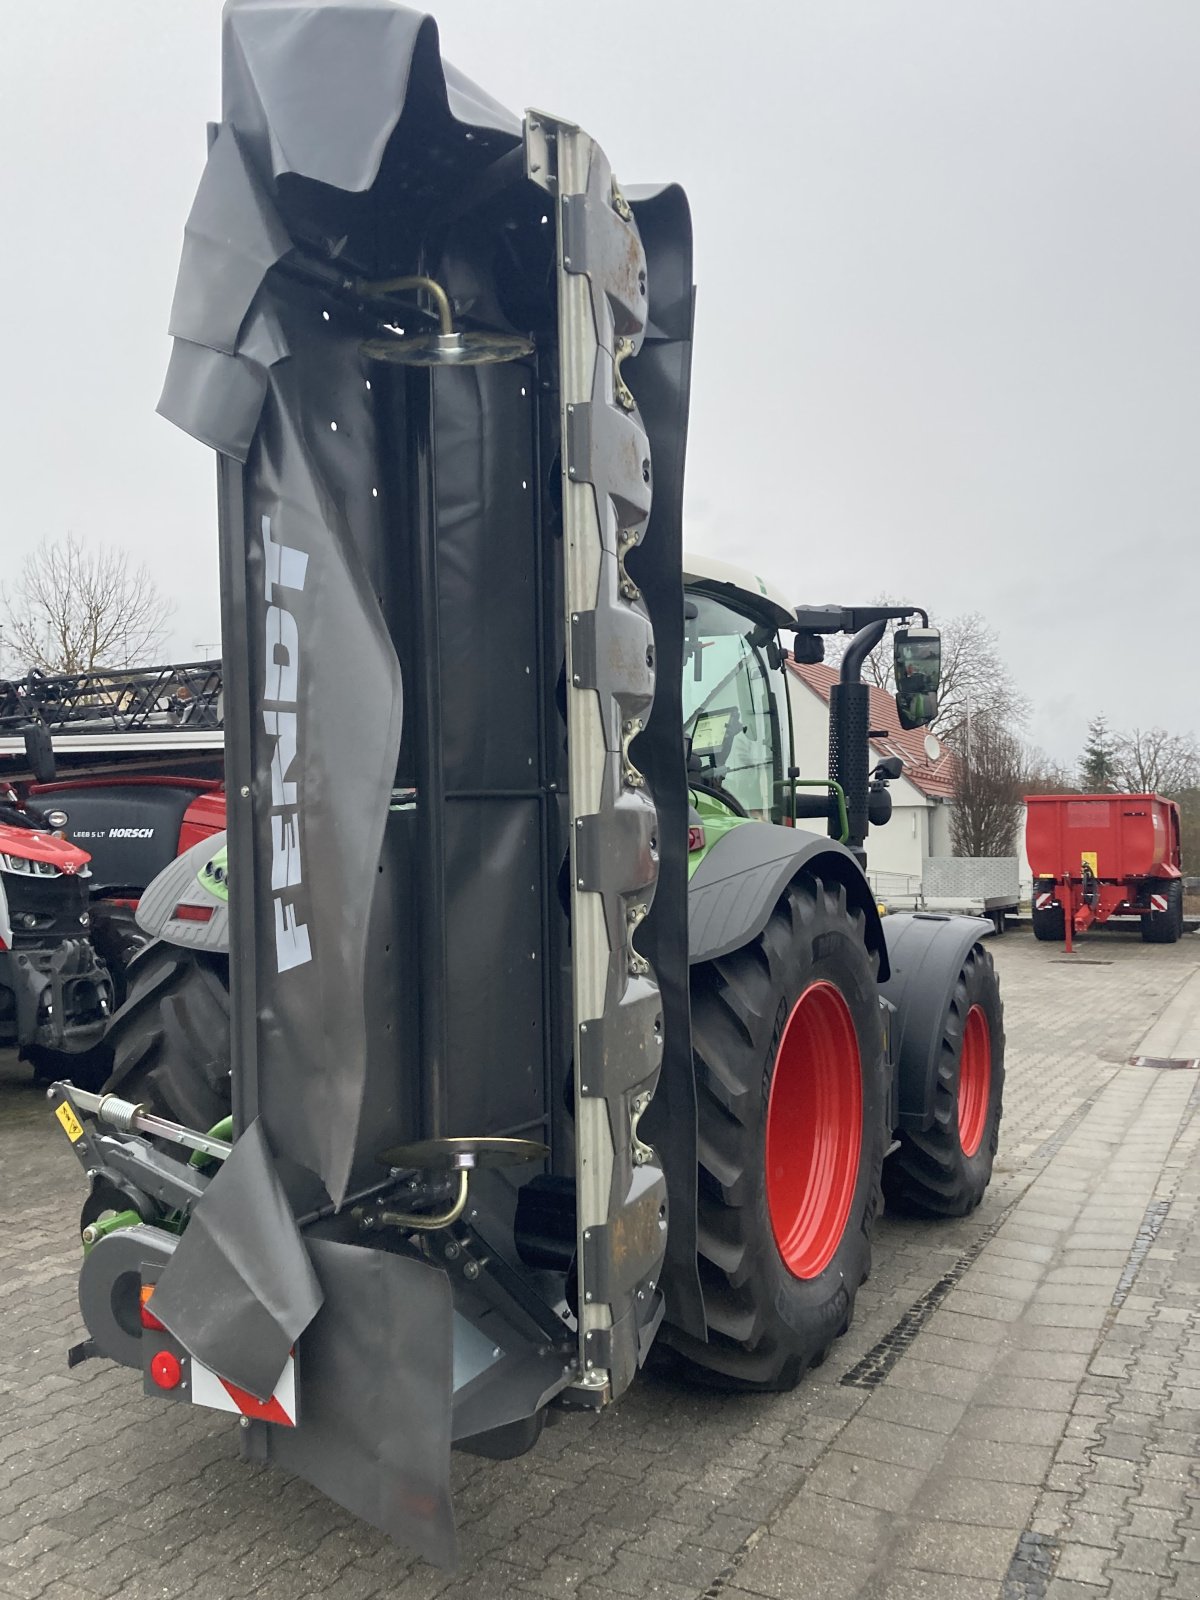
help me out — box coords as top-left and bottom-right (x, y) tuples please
(1031, 903), (1064, 942)
(102, 941), (231, 1130)
(660, 871), (887, 1391)
(882, 944), (1004, 1218)
(1141, 881), (1183, 945)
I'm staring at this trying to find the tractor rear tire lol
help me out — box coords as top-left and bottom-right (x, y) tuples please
(882, 944), (1004, 1218)
(1141, 881), (1183, 945)
(1032, 904), (1064, 942)
(102, 941), (231, 1130)
(660, 870), (888, 1392)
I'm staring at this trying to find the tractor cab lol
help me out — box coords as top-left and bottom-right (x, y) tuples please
(683, 556), (796, 838)
(682, 554), (943, 864)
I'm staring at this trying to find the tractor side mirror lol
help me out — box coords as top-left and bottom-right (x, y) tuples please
(792, 631), (824, 666)
(867, 786), (894, 827)
(893, 626), (941, 730)
(21, 722), (56, 784)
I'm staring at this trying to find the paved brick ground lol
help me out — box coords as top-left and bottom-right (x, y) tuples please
(1, 928), (1198, 1600)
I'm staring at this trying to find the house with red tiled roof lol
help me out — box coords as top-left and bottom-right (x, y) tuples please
(786, 662), (961, 897)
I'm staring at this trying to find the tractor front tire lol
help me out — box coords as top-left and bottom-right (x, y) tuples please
(661, 870), (888, 1391)
(882, 944), (1004, 1218)
(103, 941), (231, 1130)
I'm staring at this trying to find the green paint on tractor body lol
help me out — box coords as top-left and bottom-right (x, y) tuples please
(199, 843), (229, 904)
(687, 788), (754, 878)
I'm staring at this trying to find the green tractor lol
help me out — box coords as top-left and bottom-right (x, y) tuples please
(52, 0), (1002, 1565)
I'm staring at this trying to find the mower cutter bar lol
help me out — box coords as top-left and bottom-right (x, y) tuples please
(48, 1084), (233, 1163)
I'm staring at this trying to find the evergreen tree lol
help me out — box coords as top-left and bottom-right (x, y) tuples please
(1079, 715), (1118, 792)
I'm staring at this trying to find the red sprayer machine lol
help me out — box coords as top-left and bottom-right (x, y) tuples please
(1025, 792), (1185, 951)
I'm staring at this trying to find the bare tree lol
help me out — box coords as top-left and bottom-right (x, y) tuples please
(1112, 726), (1200, 796)
(0, 534), (172, 673)
(829, 599), (1028, 746)
(1023, 746), (1077, 795)
(951, 715), (1026, 857)
(1176, 787), (1200, 874)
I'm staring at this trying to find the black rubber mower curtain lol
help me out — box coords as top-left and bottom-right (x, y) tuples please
(158, 0), (524, 1211)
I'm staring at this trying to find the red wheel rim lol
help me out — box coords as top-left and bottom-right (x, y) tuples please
(958, 1004), (992, 1158)
(765, 981), (862, 1280)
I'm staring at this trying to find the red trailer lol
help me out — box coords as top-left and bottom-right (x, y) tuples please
(1024, 793), (1184, 950)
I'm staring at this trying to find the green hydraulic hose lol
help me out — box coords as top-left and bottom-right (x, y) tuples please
(188, 1116), (234, 1169)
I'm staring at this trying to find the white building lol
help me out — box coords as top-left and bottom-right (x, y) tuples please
(787, 663), (959, 900)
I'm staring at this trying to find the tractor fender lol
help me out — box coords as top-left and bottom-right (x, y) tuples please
(135, 832), (230, 954)
(879, 912), (993, 1133)
(688, 821), (889, 981)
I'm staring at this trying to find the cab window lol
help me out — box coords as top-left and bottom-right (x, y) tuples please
(683, 592), (782, 821)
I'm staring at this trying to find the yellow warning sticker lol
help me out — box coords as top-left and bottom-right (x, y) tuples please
(1081, 851), (1098, 875)
(55, 1102), (84, 1143)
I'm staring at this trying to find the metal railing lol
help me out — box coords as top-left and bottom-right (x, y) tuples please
(866, 871), (922, 909)
(0, 663), (223, 735)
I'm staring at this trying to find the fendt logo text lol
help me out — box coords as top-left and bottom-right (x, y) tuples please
(262, 514), (312, 973)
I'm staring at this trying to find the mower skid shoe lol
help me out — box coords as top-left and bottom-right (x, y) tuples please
(268, 1240), (456, 1567)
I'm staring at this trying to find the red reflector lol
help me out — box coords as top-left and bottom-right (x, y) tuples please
(172, 902), (214, 923)
(150, 1351), (182, 1390)
(687, 825), (705, 853)
(782, 815), (795, 827)
(139, 1284), (165, 1332)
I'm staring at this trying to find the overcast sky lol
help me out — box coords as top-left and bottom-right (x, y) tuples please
(2, 1), (1197, 764)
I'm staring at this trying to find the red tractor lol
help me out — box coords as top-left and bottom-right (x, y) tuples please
(28, 777), (226, 999)
(0, 778), (114, 1082)
(1026, 792), (1186, 949)
(0, 663), (226, 1002)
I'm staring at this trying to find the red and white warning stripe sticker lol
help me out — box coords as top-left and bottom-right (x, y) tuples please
(1150, 894), (1168, 913)
(1035, 893), (1054, 909)
(190, 1350), (297, 1427)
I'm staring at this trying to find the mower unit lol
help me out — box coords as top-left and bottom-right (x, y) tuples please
(55, 0), (1006, 1566)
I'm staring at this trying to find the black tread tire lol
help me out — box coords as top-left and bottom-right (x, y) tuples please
(90, 901), (151, 1009)
(102, 940), (232, 1130)
(1032, 903), (1064, 942)
(660, 871), (888, 1391)
(1141, 881), (1183, 945)
(882, 944), (1005, 1219)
